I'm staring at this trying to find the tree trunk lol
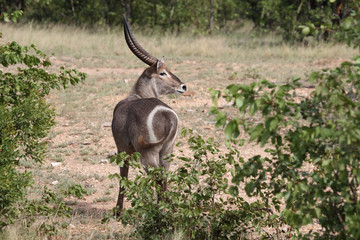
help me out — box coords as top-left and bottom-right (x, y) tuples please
(70, 0), (75, 18)
(209, 0), (214, 34)
(17, 0), (25, 11)
(153, 2), (157, 26)
(123, 0), (131, 20)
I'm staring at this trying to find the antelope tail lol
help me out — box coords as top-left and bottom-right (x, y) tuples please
(138, 135), (165, 148)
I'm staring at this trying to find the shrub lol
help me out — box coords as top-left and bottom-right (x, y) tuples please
(108, 131), (281, 239)
(211, 56), (360, 239)
(60, 183), (88, 199)
(0, 21), (86, 228)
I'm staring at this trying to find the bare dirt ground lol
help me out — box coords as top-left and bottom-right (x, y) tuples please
(27, 52), (346, 239)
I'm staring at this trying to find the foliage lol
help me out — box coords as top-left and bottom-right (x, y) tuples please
(0, 164), (32, 229)
(1, 0), (360, 42)
(108, 131), (283, 239)
(1, 0), (242, 33)
(239, 0), (359, 42)
(2, 0), (359, 40)
(23, 0), (124, 26)
(0, 13), (86, 228)
(0, 187), (72, 237)
(335, 1), (360, 49)
(0, 10), (22, 23)
(60, 183), (88, 199)
(211, 56), (360, 238)
(22, 187), (72, 236)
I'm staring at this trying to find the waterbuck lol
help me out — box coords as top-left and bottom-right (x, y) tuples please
(112, 17), (186, 214)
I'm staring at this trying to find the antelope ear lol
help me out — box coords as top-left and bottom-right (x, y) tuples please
(156, 57), (164, 72)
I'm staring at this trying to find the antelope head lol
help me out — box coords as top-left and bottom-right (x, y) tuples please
(123, 16), (186, 97)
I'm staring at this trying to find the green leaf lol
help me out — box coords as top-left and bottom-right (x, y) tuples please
(315, 208), (321, 218)
(250, 124), (264, 141)
(225, 122), (233, 139)
(229, 186), (239, 196)
(249, 102), (257, 115)
(215, 111), (226, 127)
(245, 182), (255, 196)
(260, 130), (271, 147)
(265, 117), (278, 132)
(309, 72), (319, 83)
(224, 120), (240, 140)
(235, 96), (244, 109)
(3, 13), (10, 22)
(269, 118), (278, 131)
(322, 159), (331, 167)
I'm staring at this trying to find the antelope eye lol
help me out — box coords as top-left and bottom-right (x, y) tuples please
(160, 72), (166, 76)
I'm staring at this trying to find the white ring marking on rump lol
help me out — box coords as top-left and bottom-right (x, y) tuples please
(146, 105), (178, 143)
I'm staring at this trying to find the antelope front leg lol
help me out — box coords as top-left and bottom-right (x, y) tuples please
(116, 160), (129, 216)
(162, 178), (167, 192)
(156, 176), (170, 204)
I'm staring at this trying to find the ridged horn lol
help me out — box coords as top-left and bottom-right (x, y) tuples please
(123, 15), (158, 66)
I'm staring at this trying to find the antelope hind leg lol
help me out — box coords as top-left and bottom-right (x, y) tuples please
(115, 159), (129, 216)
(139, 151), (168, 203)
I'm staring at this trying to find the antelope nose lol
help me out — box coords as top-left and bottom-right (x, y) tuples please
(181, 84), (187, 92)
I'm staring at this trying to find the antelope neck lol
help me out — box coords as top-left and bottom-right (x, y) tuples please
(130, 77), (160, 99)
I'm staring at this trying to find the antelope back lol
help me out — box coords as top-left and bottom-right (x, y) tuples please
(112, 98), (178, 156)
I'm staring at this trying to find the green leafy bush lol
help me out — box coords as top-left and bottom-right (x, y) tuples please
(108, 131), (281, 239)
(211, 56), (360, 239)
(0, 34), (86, 228)
(22, 187), (72, 236)
(60, 183), (88, 199)
(0, 187), (72, 238)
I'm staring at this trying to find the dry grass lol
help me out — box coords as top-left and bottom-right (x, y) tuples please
(1, 22), (358, 239)
(1, 23), (356, 62)
(1, 22), (356, 86)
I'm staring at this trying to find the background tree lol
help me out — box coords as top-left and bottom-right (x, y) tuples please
(1, 0), (356, 41)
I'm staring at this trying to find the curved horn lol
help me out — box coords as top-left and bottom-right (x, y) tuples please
(123, 16), (158, 66)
